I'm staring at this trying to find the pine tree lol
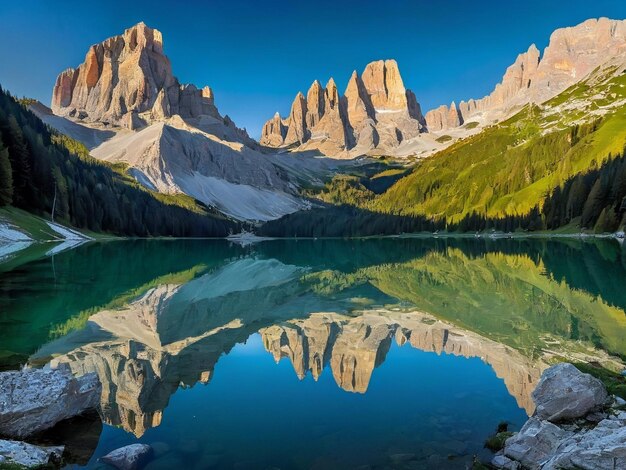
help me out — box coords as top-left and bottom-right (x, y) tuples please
(5, 115), (32, 207)
(0, 138), (13, 206)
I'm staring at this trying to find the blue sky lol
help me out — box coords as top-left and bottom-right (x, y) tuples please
(1, 0), (625, 137)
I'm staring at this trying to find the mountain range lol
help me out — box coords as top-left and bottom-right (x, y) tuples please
(262, 18), (626, 159)
(1, 17), (626, 236)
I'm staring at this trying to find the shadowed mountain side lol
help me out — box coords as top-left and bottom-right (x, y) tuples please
(260, 310), (544, 413)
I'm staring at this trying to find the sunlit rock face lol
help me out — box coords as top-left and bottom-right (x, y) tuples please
(260, 310), (545, 412)
(430, 18), (626, 130)
(260, 59), (424, 157)
(262, 18), (626, 156)
(47, 22), (311, 223)
(51, 22), (219, 129)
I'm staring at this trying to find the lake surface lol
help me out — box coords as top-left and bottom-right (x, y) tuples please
(1, 237), (626, 469)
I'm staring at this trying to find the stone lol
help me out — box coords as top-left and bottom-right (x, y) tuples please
(283, 92), (308, 145)
(0, 365), (101, 438)
(260, 311), (542, 410)
(361, 59), (408, 111)
(51, 22), (220, 127)
(543, 415), (626, 470)
(305, 80), (325, 128)
(100, 443), (152, 470)
(453, 18), (626, 128)
(261, 59), (423, 156)
(260, 112), (286, 147)
(491, 452), (521, 469)
(262, 18), (626, 157)
(612, 395), (626, 407)
(532, 363), (608, 422)
(425, 101), (463, 132)
(0, 439), (64, 467)
(504, 417), (571, 470)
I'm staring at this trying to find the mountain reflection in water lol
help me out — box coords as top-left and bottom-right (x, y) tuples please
(1, 238), (625, 468)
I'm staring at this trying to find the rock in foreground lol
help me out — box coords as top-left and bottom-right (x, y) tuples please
(101, 443), (152, 470)
(0, 439), (64, 467)
(493, 362), (625, 470)
(532, 362), (607, 422)
(0, 364), (101, 438)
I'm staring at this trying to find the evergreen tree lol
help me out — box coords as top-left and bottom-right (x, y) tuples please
(4, 115), (32, 207)
(0, 137), (13, 206)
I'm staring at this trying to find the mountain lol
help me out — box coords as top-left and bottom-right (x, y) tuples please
(261, 18), (626, 159)
(262, 17), (626, 234)
(375, 55), (626, 224)
(0, 88), (237, 237)
(43, 22), (331, 222)
(426, 17), (626, 131)
(261, 60), (427, 158)
(261, 310), (543, 412)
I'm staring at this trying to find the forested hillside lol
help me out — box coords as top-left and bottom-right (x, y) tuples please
(375, 65), (626, 223)
(0, 87), (237, 237)
(260, 64), (626, 237)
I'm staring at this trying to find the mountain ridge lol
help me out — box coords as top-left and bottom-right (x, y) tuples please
(261, 17), (626, 159)
(44, 22), (339, 222)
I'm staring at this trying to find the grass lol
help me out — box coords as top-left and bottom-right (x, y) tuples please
(0, 463), (29, 470)
(303, 248), (626, 359)
(484, 431), (514, 452)
(435, 134), (453, 143)
(369, 66), (626, 223)
(0, 206), (71, 241)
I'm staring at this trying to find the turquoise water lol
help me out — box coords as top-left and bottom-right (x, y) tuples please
(1, 238), (625, 469)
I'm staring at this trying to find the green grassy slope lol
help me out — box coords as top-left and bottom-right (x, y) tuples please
(374, 66), (626, 222)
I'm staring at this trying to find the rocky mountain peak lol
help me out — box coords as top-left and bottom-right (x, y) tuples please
(361, 59), (408, 111)
(437, 17), (626, 131)
(324, 78), (339, 109)
(260, 59), (423, 156)
(51, 22), (221, 129)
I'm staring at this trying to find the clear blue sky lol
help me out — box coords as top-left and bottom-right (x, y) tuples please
(1, 0), (625, 137)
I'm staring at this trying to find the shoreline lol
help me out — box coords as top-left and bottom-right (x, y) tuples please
(2, 231), (624, 244)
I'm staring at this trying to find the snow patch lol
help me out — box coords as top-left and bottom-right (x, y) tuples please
(0, 241), (32, 261)
(46, 222), (91, 240)
(227, 231), (272, 246)
(375, 108), (403, 114)
(0, 223), (32, 242)
(46, 239), (88, 256)
(177, 173), (308, 222)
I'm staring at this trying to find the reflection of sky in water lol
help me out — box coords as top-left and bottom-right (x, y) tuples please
(1, 238), (625, 468)
(88, 334), (527, 469)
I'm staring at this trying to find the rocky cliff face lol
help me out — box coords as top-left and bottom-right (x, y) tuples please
(260, 59), (424, 157)
(51, 22), (222, 129)
(427, 17), (626, 131)
(261, 17), (626, 156)
(47, 22), (323, 222)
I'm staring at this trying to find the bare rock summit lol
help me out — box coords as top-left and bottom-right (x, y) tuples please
(51, 22), (220, 129)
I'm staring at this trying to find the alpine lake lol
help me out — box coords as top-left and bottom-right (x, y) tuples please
(1, 237), (625, 469)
